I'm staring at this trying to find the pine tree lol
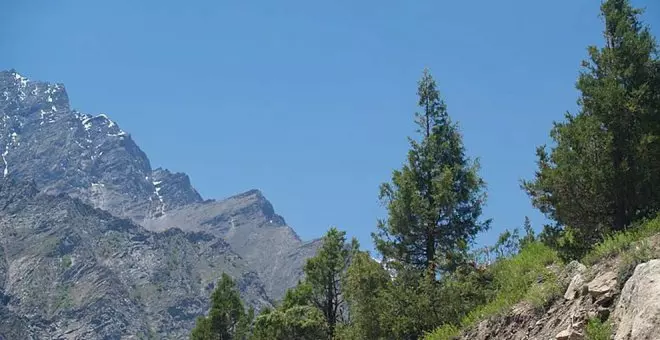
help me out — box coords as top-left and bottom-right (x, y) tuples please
(519, 216), (536, 248)
(373, 69), (490, 274)
(522, 0), (659, 253)
(190, 273), (252, 340)
(251, 227), (357, 340)
(303, 227), (358, 338)
(342, 251), (391, 339)
(251, 305), (327, 340)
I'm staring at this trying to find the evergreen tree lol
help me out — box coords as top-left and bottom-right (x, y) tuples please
(522, 0), (659, 255)
(190, 273), (252, 340)
(254, 227), (357, 339)
(342, 251), (391, 340)
(251, 305), (327, 340)
(519, 216), (536, 249)
(491, 228), (520, 259)
(303, 227), (358, 338)
(373, 69), (490, 274)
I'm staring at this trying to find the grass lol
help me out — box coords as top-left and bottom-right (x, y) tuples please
(463, 242), (560, 324)
(583, 215), (660, 265)
(616, 239), (656, 288)
(525, 278), (563, 311)
(582, 215), (660, 288)
(425, 242), (561, 340)
(424, 324), (460, 340)
(427, 215), (660, 340)
(585, 317), (611, 340)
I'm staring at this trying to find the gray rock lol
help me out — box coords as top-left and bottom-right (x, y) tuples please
(0, 70), (320, 338)
(555, 329), (584, 340)
(151, 168), (203, 211)
(564, 273), (586, 300)
(587, 271), (618, 299)
(0, 70), (155, 221)
(142, 189), (322, 299)
(565, 261), (587, 278)
(612, 259), (660, 340)
(0, 179), (273, 339)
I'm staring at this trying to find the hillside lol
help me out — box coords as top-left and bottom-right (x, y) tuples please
(425, 219), (660, 340)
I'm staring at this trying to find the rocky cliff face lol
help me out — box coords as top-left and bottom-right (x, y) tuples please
(0, 70), (321, 339)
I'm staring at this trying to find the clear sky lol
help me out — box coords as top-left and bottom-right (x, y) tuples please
(2, 0), (658, 252)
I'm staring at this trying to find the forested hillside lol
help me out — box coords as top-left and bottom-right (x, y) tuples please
(190, 1), (660, 339)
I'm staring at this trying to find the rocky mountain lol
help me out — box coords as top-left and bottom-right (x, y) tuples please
(0, 70), (321, 339)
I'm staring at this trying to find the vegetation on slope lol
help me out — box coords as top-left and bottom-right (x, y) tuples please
(191, 0), (659, 339)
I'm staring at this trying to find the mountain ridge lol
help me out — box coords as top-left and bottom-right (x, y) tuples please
(0, 69), (320, 338)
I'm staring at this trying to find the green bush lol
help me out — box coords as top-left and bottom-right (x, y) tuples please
(424, 242), (561, 339)
(462, 242), (559, 325)
(539, 224), (598, 262)
(583, 215), (660, 265)
(424, 324), (460, 340)
(616, 240), (656, 287)
(525, 278), (563, 311)
(585, 317), (611, 340)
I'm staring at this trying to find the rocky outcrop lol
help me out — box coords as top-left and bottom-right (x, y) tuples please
(563, 261), (587, 301)
(455, 250), (660, 340)
(587, 271), (618, 300)
(612, 259), (660, 340)
(150, 168), (203, 211)
(555, 328), (584, 340)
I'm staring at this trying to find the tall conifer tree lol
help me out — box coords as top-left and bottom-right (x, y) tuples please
(373, 69), (490, 274)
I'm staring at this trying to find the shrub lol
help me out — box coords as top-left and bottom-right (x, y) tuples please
(585, 317), (611, 340)
(424, 324), (460, 340)
(616, 240), (656, 288)
(424, 242), (561, 339)
(583, 215), (660, 265)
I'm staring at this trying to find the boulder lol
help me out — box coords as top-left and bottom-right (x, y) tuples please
(566, 261), (587, 277)
(561, 261), (587, 285)
(564, 273), (586, 300)
(555, 329), (584, 340)
(587, 271), (617, 298)
(612, 259), (660, 340)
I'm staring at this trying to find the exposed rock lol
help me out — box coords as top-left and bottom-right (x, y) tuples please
(0, 179), (272, 339)
(150, 167), (203, 210)
(612, 259), (660, 340)
(587, 271), (618, 299)
(565, 261), (587, 279)
(141, 189), (322, 299)
(595, 293), (615, 308)
(455, 252), (660, 340)
(457, 257), (623, 340)
(556, 329), (584, 340)
(564, 273), (586, 300)
(0, 70), (321, 337)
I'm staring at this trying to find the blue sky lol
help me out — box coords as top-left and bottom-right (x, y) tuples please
(2, 0), (658, 252)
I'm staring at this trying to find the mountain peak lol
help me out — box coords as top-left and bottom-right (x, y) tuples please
(1, 69), (70, 112)
(235, 188), (264, 199)
(0, 71), (319, 337)
(150, 167), (203, 210)
(0, 70), (154, 220)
